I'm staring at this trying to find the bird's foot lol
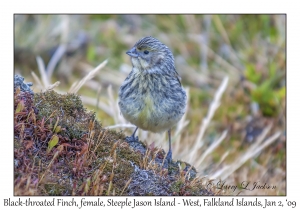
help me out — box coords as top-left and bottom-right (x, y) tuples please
(166, 150), (172, 163)
(125, 135), (139, 142)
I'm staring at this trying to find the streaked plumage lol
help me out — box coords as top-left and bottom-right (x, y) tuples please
(118, 36), (187, 162)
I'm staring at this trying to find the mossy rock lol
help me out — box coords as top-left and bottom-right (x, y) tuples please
(14, 87), (216, 196)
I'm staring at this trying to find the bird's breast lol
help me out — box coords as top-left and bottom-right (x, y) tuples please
(133, 93), (154, 127)
(119, 72), (186, 133)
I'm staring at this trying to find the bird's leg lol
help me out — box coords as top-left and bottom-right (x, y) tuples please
(166, 129), (172, 163)
(126, 127), (139, 142)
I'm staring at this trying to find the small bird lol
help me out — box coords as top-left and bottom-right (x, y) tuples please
(118, 36), (187, 162)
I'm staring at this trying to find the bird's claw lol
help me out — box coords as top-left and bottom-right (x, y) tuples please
(125, 135), (139, 142)
(166, 150), (172, 163)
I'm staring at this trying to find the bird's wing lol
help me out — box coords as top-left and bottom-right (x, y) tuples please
(173, 69), (182, 86)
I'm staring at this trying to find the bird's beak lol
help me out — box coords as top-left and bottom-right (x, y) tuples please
(126, 47), (138, 58)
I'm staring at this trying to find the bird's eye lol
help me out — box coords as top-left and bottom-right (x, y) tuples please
(144, 50), (149, 55)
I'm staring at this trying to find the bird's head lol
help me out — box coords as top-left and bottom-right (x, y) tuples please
(126, 36), (174, 72)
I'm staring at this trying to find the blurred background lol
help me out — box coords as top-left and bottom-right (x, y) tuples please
(14, 14), (286, 195)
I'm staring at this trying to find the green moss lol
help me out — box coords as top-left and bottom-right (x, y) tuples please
(34, 90), (102, 140)
(170, 180), (184, 193)
(118, 147), (142, 166)
(44, 183), (72, 196)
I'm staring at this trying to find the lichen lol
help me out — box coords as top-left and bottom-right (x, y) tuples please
(14, 75), (33, 95)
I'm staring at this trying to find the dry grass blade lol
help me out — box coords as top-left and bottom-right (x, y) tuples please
(189, 76), (229, 163)
(39, 151), (60, 184)
(206, 47), (240, 77)
(189, 34), (240, 77)
(212, 15), (242, 70)
(92, 130), (107, 154)
(211, 125), (281, 180)
(105, 124), (136, 129)
(107, 168), (114, 196)
(46, 81), (60, 91)
(96, 86), (102, 112)
(212, 15), (231, 46)
(120, 178), (132, 196)
(81, 96), (113, 117)
(36, 56), (50, 88)
(46, 44), (66, 79)
(107, 85), (119, 123)
(69, 81), (79, 92)
(110, 140), (119, 156)
(199, 15), (211, 72)
(31, 71), (44, 90)
(69, 59), (108, 93)
(195, 130), (228, 167)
